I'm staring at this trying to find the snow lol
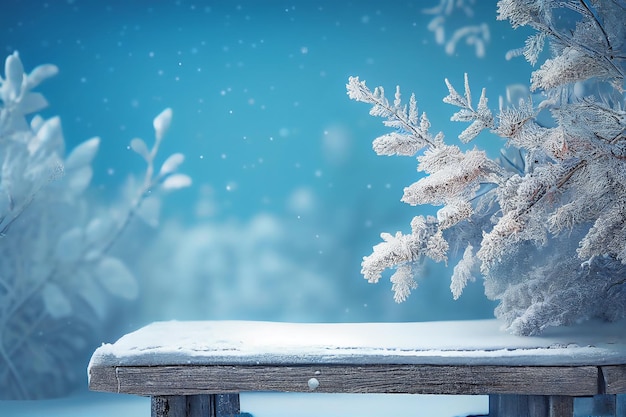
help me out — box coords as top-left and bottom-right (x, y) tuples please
(89, 318), (626, 371)
(307, 377), (320, 390)
(83, 319), (626, 417)
(242, 392), (487, 417)
(16, 318), (626, 417)
(1, 389), (488, 417)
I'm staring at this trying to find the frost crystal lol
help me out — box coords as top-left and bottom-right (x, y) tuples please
(349, 1), (626, 335)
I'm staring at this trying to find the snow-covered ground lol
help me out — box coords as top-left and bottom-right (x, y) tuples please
(2, 390), (488, 417)
(6, 389), (624, 416)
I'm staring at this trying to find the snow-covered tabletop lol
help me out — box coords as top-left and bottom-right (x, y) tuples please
(89, 319), (626, 368)
(88, 319), (626, 398)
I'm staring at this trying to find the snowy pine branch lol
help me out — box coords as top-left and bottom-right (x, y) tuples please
(499, 0), (625, 91)
(347, 76), (439, 155)
(350, 0), (626, 335)
(444, 73), (494, 143)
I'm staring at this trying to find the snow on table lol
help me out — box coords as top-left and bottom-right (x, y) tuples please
(87, 319), (626, 400)
(89, 319), (626, 368)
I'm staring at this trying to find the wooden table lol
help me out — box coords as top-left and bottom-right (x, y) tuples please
(88, 319), (626, 417)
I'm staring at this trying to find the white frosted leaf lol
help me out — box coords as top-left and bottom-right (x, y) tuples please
(136, 195), (161, 227)
(95, 257), (138, 300)
(159, 153), (184, 176)
(84, 249), (102, 262)
(85, 217), (114, 245)
(77, 276), (108, 319)
(153, 108), (173, 141)
(17, 92), (48, 115)
(67, 166), (93, 194)
(161, 173), (192, 190)
(30, 114), (44, 132)
(55, 227), (84, 263)
(65, 137), (100, 171)
(4, 51), (24, 100)
(459, 119), (485, 143)
(130, 138), (150, 160)
(42, 282), (72, 319)
(5, 51), (24, 83)
(451, 244), (476, 300)
(25, 63), (58, 90)
(29, 116), (62, 155)
(0, 193), (11, 214)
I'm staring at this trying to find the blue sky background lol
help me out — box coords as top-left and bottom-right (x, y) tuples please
(0, 0), (536, 325)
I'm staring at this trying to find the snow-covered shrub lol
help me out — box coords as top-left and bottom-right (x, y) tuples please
(350, 0), (626, 335)
(0, 52), (190, 399)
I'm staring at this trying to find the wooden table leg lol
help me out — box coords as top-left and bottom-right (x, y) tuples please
(548, 396), (574, 417)
(215, 393), (240, 417)
(489, 394), (574, 417)
(151, 393), (240, 417)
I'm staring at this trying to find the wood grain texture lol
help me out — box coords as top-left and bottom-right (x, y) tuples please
(489, 395), (544, 417)
(150, 394), (239, 417)
(215, 394), (240, 416)
(89, 363), (599, 396)
(87, 319), (626, 413)
(601, 365), (626, 394)
(489, 395), (574, 417)
(548, 396), (574, 417)
(151, 396), (187, 417)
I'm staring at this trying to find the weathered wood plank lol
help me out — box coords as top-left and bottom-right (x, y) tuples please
(489, 395), (573, 417)
(548, 396), (574, 417)
(490, 394), (547, 417)
(215, 394), (240, 417)
(87, 318), (626, 417)
(151, 396), (187, 417)
(89, 364), (599, 396)
(188, 395), (211, 417)
(150, 394), (239, 417)
(601, 365), (626, 394)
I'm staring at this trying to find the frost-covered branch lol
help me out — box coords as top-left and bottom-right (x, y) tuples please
(0, 52), (191, 399)
(443, 73), (494, 142)
(347, 76), (439, 154)
(349, 0), (626, 335)
(499, 0), (625, 90)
